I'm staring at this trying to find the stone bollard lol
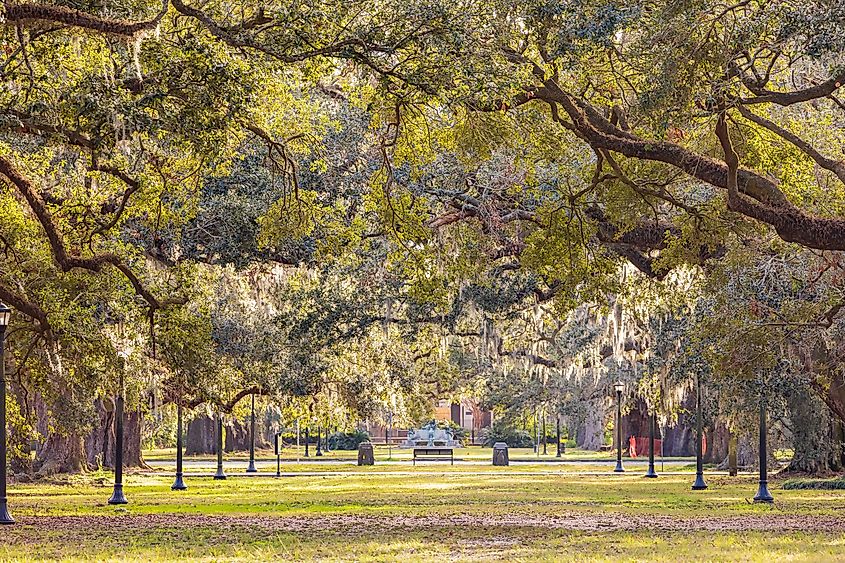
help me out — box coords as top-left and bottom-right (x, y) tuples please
(492, 442), (509, 466)
(358, 441), (375, 466)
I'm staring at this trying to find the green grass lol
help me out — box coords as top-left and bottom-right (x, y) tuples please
(142, 445), (702, 468)
(3, 465), (845, 561)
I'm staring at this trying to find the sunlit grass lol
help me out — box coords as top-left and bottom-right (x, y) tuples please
(142, 445), (693, 463)
(3, 469), (844, 560)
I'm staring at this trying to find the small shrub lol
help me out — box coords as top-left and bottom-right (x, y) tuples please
(481, 421), (534, 448)
(782, 478), (845, 490)
(327, 430), (370, 450)
(436, 420), (468, 441)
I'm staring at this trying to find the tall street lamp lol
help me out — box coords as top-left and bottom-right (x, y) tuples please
(614, 381), (625, 473)
(172, 401), (187, 491)
(387, 412), (393, 460)
(108, 357), (128, 505)
(645, 409), (658, 478)
(274, 432), (282, 478)
(541, 411), (547, 455)
(692, 372), (707, 490)
(0, 302), (14, 524)
(315, 426), (323, 456)
(214, 412), (226, 480)
(754, 388), (773, 503)
(246, 393), (257, 473)
(304, 427), (310, 457)
(556, 414), (562, 458)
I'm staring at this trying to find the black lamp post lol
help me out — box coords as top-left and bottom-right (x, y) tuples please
(108, 362), (128, 505)
(246, 393), (257, 473)
(315, 426), (323, 456)
(304, 427), (310, 457)
(274, 432), (281, 477)
(645, 410), (658, 478)
(692, 372), (707, 490)
(214, 413), (226, 480)
(387, 412), (392, 460)
(556, 415), (562, 458)
(172, 402), (187, 491)
(753, 389), (774, 503)
(541, 412), (547, 455)
(0, 302), (14, 524)
(614, 381), (625, 473)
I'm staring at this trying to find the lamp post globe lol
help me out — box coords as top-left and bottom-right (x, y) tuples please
(0, 302), (14, 524)
(613, 381), (625, 473)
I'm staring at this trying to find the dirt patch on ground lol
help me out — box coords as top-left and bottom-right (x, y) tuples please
(6, 511), (845, 539)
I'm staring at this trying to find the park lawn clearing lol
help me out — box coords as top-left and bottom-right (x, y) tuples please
(2, 471), (844, 561)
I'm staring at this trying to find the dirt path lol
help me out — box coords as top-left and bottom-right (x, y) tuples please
(6, 511), (845, 536)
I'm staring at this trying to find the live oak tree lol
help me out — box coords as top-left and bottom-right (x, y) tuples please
(6, 0), (845, 474)
(0, 0), (477, 469)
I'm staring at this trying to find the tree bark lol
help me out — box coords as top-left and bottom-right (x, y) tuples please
(224, 419), (250, 452)
(786, 386), (843, 474)
(186, 413), (215, 455)
(575, 398), (605, 450)
(704, 420), (730, 464)
(33, 393), (86, 475)
(35, 432), (86, 476)
(83, 398), (145, 469)
(661, 393), (695, 456)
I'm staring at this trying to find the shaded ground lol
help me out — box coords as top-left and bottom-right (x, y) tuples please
(6, 510), (845, 533)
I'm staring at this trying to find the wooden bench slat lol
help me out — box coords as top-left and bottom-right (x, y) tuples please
(412, 448), (454, 465)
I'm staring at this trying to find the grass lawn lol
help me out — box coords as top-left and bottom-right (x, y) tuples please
(2, 451), (842, 561)
(141, 446), (716, 475)
(142, 445), (700, 463)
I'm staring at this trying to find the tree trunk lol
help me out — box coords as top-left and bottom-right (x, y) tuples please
(7, 378), (33, 475)
(83, 398), (145, 469)
(736, 432), (758, 468)
(704, 420), (730, 464)
(225, 419), (250, 452)
(575, 398), (605, 450)
(33, 392), (87, 476)
(661, 393), (695, 456)
(786, 386), (843, 474)
(186, 413), (215, 455)
(35, 432), (86, 476)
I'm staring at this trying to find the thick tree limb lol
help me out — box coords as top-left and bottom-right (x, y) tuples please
(524, 73), (845, 251)
(741, 69), (845, 106)
(90, 165), (142, 236)
(0, 281), (50, 332)
(0, 109), (96, 149)
(3, 1), (168, 35)
(736, 104), (845, 184)
(0, 154), (184, 311)
(494, 334), (558, 368)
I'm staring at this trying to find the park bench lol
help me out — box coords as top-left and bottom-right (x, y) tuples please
(413, 447), (454, 465)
